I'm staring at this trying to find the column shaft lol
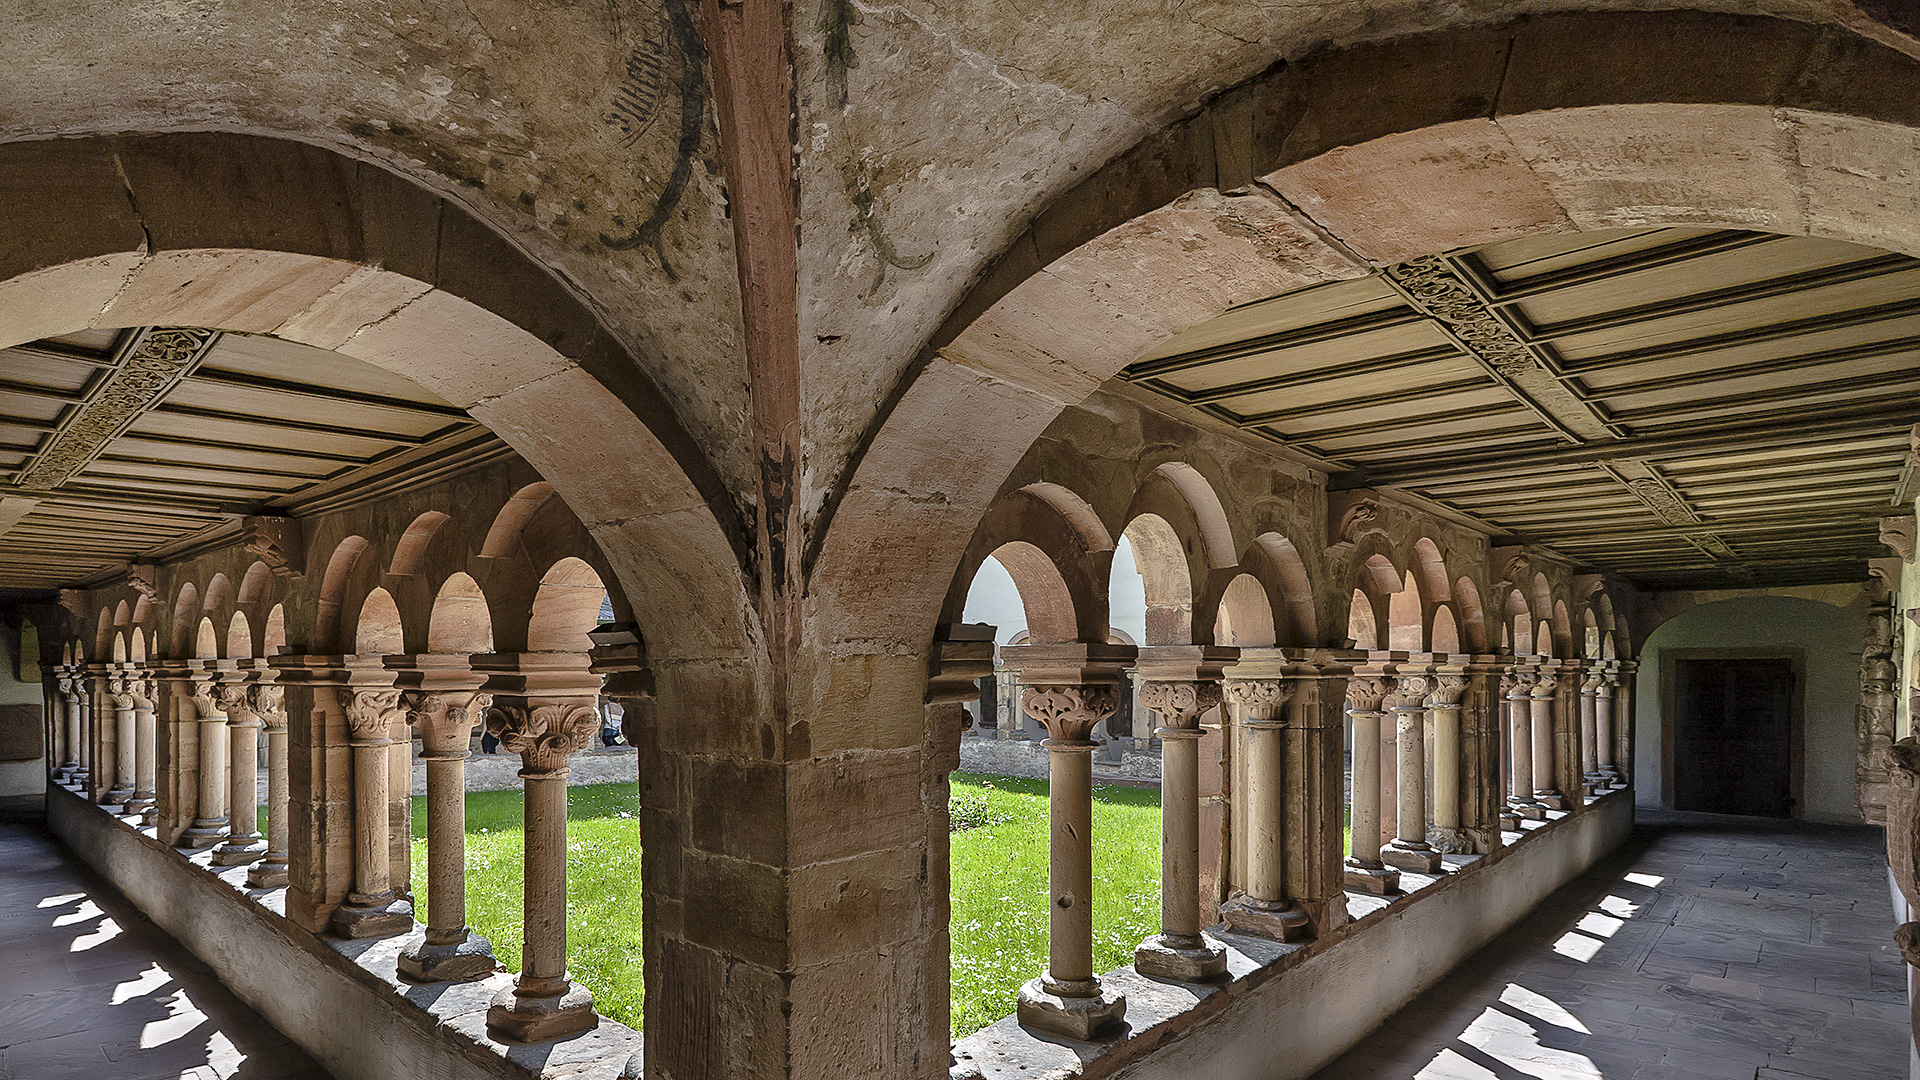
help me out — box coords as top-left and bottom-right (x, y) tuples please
(110, 693), (136, 804)
(248, 711), (291, 888)
(332, 686), (412, 938)
(182, 689), (230, 848)
(1431, 691), (1463, 851)
(1135, 675), (1229, 975)
(1530, 676), (1563, 810)
(130, 697), (158, 820)
(1343, 675), (1399, 894)
(400, 689), (496, 982)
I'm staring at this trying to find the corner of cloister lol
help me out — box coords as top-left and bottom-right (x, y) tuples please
(1, 5), (1919, 1080)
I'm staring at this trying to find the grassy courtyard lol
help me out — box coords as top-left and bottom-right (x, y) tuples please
(397, 773), (1164, 1039)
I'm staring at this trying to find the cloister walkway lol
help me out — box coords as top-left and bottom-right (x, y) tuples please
(0, 801), (335, 1080)
(1311, 811), (1908, 1080)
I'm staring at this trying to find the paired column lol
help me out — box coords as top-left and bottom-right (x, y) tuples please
(57, 675), (82, 782)
(247, 684), (292, 888)
(88, 673), (116, 804)
(1530, 669), (1567, 811)
(180, 675), (231, 849)
(1503, 671), (1544, 822)
(331, 685), (414, 936)
(1613, 663), (1637, 786)
(1425, 675), (1470, 854)
(1596, 669), (1621, 787)
(212, 672), (267, 866)
(1013, 678), (1127, 1039)
(1219, 677), (1312, 940)
(126, 674), (159, 823)
(1382, 674), (1441, 874)
(106, 674), (137, 807)
(1344, 676), (1400, 894)
(484, 697), (600, 1040)
(1579, 670), (1606, 796)
(399, 689), (498, 982)
(1135, 671), (1229, 977)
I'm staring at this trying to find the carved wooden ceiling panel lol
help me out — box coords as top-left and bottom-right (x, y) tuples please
(1125, 227), (1920, 590)
(0, 329), (500, 594)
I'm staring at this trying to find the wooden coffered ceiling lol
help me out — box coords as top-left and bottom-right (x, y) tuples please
(0, 328), (502, 597)
(1123, 227), (1920, 590)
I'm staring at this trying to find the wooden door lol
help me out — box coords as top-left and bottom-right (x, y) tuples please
(1673, 657), (1794, 816)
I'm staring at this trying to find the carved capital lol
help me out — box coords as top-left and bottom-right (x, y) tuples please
(1345, 676), (1393, 712)
(1336, 498), (1384, 545)
(1424, 675), (1466, 709)
(1020, 684), (1118, 744)
(1222, 679), (1292, 723)
(406, 691), (492, 740)
(1582, 671), (1606, 693)
(253, 683), (287, 729)
(214, 678), (256, 721)
(1137, 680), (1222, 730)
(1501, 670), (1537, 697)
(1390, 674), (1433, 707)
(1530, 676), (1559, 701)
(126, 562), (160, 602)
(486, 701), (597, 776)
(243, 514), (306, 578)
(343, 687), (405, 742)
(1882, 514), (1917, 561)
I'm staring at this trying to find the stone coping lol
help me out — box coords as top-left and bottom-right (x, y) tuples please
(950, 786), (1630, 1080)
(45, 783), (644, 1080)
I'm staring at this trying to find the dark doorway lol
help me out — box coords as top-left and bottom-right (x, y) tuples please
(1672, 657), (1795, 816)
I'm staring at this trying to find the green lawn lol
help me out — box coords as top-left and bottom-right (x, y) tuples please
(377, 774), (1165, 1041)
(947, 772), (1162, 1038)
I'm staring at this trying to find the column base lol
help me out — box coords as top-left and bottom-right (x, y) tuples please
(486, 980), (597, 1043)
(1498, 810), (1522, 830)
(1535, 792), (1571, 811)
(1016, 977), (1126, 1041)
(1343, 859), (1401, 895)
(180, 819), (230, 849)
(95, 799), (127, 815)
(1134, 932), (1228, 981)
(125, 795), (155, 815)
(1428, 826), (1473, 855)
(246, 858), (290, 889)
(399, 930), (498, 983)
(211, 837), (266, 866)
(331, 893), (414, 939)
(106, 786), (133, 805)
(1381, 840), (1443, 874)
(1219, 894), (1312, 942)
(1509, 799), (1547, 820)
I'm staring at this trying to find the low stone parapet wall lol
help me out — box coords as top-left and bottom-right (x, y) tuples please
(45, 784), (642, 1080)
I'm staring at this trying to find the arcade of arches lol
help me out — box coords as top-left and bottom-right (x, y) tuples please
(2, 6), (1920, 1080)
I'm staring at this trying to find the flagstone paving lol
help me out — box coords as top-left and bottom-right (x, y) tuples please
(0, 815), (335, 1080)
(1311, 810), (1908, 1080)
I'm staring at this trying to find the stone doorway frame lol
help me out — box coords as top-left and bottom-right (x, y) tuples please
(1659, 647), (1807, 817)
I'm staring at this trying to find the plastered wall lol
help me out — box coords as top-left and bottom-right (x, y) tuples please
(0, 625), (43, 797)
(1634, 595), (1865, 823)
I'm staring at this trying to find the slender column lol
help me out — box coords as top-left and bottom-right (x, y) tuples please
(59, 677), (82, 780)
(107, 675), (136, 806)
(1579, 670), (1605, 795)
(45, 677), (63, 780)
(126, 674), (159, 822)
(1504, 671), (1545, 820)
(1530, 670), (1566, 811)
(1425, 675), (1469, 854)
(1596, 670), (1620, 785)
(89, 676), (115, 802)
(1218, 677), (1310, 941)
(400, 690), (498, 982)
(331, 686), (414, 937)
(1343, 676), (1399, 894)
(212, 674), (267, 865)
(77, 682), (95, 788)
(1382, 674), (1441, 873)
(180, 679), (231, 848)
(247, 684), (292, 888)
(484, 698), (600, 1041)
(1614, 664), (1637, 786)
(1013, 682), (1126, 1039)
(1135, 678), (1229, 976)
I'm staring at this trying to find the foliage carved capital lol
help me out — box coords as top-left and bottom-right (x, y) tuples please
(486, 700), (597, 776)
(1222, 679), (1292, 722)
(1345, 676), (1393, 712)
(1019, 684), (1118, 744)
(1136, 680), (1221, 729)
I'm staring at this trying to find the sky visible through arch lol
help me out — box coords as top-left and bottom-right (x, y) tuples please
(962, 535), (1147, 647)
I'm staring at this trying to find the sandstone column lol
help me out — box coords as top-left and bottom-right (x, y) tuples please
(1014, 679), (1126, 1038)
(1383, 674), (1440, 873)
(213, 673), (267, 866)
(106, 674), (136, 807)
(331, 686), (414, 937)
(1287, 657), (1351, 935)
(1425, 675), (1469, 854)
(126, 674), (159, 823)
(1135, 673), (1229, 977)
(484, 697), (600, 1041)
(400, 690), (498, 982)
(1219, 675), (1310, 941)
(1530, 669), (1566, 811)
(1504, 670), (1545, 820)
(1860, 582), (1897, 822)
(58, 675), (82, 782)
(1614, 662), (1637, 787)
(247, 683), (292, 888)
(1344, 675), (1399, 894)
(1596, 669), (1619, 787)
(180, 675), (231, 849)
(88, 673), (116, 804)
(1579, 669), (1605, 796)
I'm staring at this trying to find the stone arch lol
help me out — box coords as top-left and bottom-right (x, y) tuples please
(1552, 599), (1574, 658)
(0, 132), (750, 666)
(391, 510), (454, 578)
(1348, 589), (1381, 652)
(356, 588), (405, 656)
(129, 627), (145, 664)
(980, 542), (1079, 645)
(1387, 571), (1423, 652)
(527, 558), (607, 653)
(1118, 513), (1194, 646)
(111, 631), (127, 663)
(1214, 573), (1277, 648)
(1431, 607), (1461, 654)
(945, 482), (1113, 644)
(315, 537), (374, 656)
(228, 611), (255, 660)
(1348, 553), (1401, 652)
(93, 607), (113, 661)
(263, 605), (287, 656)
(1454, 576), (1488, 653)
(170, 582), (200, 658)
(1507, 589), (1533, 656)
(481, 483), (558, 562)
(194, 617), (219, 660)
(1236, 533), (1318, 647)
(429, 572), (495, 655)
(1534, 620), (1556, 658)
(1128, 461), (1237, 571)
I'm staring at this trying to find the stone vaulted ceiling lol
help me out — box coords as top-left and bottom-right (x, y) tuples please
(1123, 227), (1920, 590)
(0, 329), (495, 595)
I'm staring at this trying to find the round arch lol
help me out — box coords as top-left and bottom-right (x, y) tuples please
(429, 573), (495, 654)
(527, 558), (608, 653)
(1214, 573), (1277, 648)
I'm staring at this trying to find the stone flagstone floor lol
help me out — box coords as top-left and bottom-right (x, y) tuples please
(1310, 810), (1909, 1080)
(0, 810), (335, 1080)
